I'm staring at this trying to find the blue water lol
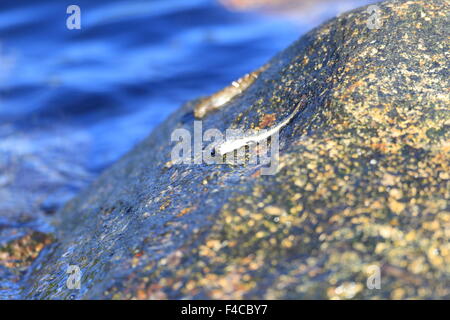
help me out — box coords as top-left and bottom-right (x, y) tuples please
(0, 0), (374, 221)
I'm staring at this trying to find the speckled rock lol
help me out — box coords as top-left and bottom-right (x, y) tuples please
(23, 0), (449, 299)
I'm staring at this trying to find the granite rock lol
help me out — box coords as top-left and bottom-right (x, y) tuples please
(21, 0), (450, 299)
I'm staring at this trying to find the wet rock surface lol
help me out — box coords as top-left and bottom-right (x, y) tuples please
(13, 0), (450, 299)
(0, 126), (92, 299)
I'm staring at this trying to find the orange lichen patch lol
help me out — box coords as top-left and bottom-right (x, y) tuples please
(264, 205), (284, 215)
(0, 231), (54, 269)
(134, 251), (143, 257)
(176, 206), (195, 217)
(251, 169), (262, 178)
(388, 199), (406, 214)
(259, 113), (277, 129)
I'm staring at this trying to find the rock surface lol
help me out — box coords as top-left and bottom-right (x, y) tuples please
(19, 0), (450, 299)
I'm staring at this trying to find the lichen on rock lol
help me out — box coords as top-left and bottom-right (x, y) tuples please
(21, 0), (450, 299)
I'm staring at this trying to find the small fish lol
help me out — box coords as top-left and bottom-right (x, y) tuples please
(215, 96), (307, 156)
(194, 65), (268, 119)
